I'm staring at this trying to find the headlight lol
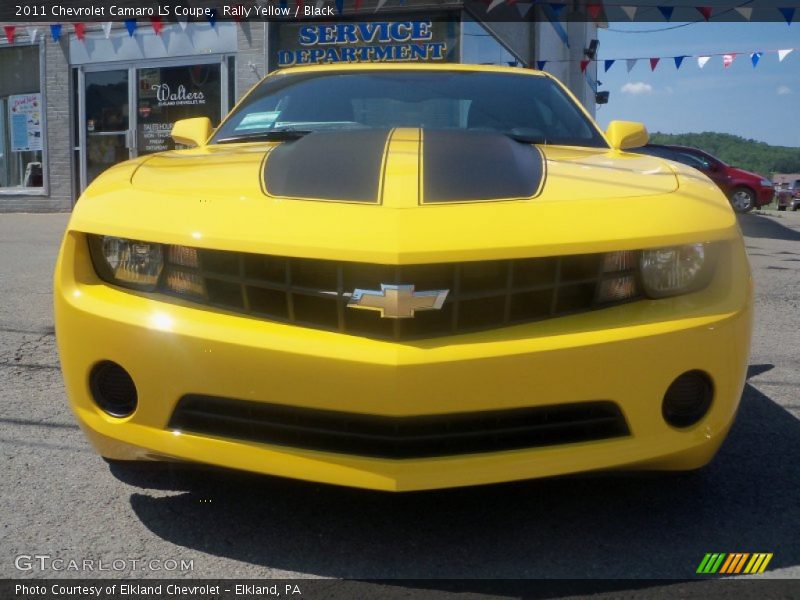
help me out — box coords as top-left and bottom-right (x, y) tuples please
(639, 243), (714, 298)
(88, 236), (164, 290)
(596, 250), (639, 303)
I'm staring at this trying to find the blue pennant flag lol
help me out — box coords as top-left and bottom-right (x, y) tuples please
(604, 59), (615, 72)
(779, 7), (795, 24)
(543, 3), (569, 47)
(280, 0), (287, 8)
(208, 8), (218, 27)
(124, 19), (136, 37)
(549, 3), (566, 18)
(50, 24), (62, 42)
(658, 6), (674, 21)
(751, 52), (762, 67)
(537, 60), (547, 70)
(335, 0), (343, 15)
(674, 56), (685, 69)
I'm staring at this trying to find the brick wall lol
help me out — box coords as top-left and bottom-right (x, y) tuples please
(0, 29), (74, 212)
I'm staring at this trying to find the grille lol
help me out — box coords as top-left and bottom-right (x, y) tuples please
(169, 396), (630, 459)
(160, 248), (640, 340)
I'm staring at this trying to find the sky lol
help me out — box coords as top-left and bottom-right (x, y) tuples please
(595, 21), (800, 147)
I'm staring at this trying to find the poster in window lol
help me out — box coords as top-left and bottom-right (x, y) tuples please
(8, 93), (43, 152)
(137, 65), (221, 156)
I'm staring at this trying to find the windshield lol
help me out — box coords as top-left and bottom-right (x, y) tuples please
(211, 70), (607, 148)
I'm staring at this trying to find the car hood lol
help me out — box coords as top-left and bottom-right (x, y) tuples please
(726, 166), (766, 182)
(128, 129), (679, 203)
(75, 129), (735, 263)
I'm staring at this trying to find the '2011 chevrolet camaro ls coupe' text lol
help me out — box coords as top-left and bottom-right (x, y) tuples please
(55, 64), (752, 491)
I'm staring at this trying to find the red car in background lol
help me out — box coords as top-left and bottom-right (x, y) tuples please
(634, 144), (775, 213)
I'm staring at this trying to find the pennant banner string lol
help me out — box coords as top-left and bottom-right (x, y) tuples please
(538, 47), (798, 64)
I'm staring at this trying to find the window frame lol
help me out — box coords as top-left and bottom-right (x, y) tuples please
(0, 38), (48, 197)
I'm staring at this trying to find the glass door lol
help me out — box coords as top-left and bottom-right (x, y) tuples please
(136, 64), (222, 156)
(77, 58), (229, 193)
(82, 69), (133, 189)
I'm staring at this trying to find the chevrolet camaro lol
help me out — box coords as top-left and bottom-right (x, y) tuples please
(54, 64), (752, 491)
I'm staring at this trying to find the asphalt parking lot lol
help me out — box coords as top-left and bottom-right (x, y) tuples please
(1, 210), (798, 590)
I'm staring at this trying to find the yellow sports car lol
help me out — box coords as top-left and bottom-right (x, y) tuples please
(54, 64), (752, 491)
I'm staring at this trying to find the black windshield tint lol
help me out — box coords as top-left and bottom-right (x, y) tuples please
(211, 70), (607, 148)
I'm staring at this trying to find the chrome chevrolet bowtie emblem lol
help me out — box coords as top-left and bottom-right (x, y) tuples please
(347, 284), (449, 319)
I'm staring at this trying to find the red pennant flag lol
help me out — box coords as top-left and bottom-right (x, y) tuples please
(3, 25), (16, 44)
(696, 6), (712, 20)
(587, 3), (603, 20)
(354, 0), (363, 8)
(723, 53), (736, 68)
(650, 57), (660, 71)
(149, 17), (164, 35)
(296, 0), (304, 9)
(580, 60), (590, 73)
(73, 23), (86, 41)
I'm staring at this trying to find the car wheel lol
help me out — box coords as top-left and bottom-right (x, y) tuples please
(778, 205), (787, 211)
(730, 188), (755, 213)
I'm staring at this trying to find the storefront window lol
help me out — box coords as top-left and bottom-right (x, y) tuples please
(137, 64), (222, 155)
(461, 18), (519, 66)
(0, 45), (44, 190)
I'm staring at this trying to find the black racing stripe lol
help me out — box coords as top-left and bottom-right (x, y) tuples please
(264, 129), (391, 203)
(422, 130), (544, 203)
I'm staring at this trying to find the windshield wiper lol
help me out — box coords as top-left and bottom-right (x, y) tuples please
(502, 132), (548, 145)
(215, 129), (312, 144)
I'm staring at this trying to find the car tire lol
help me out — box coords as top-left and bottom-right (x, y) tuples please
(778, 205), (787, 211)
(729, 187), (755, 213)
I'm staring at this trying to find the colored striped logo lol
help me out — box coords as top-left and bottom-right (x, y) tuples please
(696, 553), (773, 574)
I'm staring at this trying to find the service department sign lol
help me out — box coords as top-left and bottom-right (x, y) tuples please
(272, 19), (460, 68)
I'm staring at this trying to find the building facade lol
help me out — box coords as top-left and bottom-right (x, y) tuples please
(0, 6), (596, 212)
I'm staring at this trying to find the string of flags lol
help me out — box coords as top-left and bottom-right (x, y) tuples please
(535, 47), (797, 73)
(0, 0), (795, 46)
(0, 17), (212, 44)
(484, 1), (797, 25)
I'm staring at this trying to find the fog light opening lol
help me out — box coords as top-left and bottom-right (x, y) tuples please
(662, 370), (713, 428)
(89, 361), (138, 418)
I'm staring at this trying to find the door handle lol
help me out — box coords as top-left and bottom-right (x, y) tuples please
(125, 129), (137, 156)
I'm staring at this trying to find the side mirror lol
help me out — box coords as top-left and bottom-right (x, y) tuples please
(605, 120), (649, 151)
(171, 117), (212, 147)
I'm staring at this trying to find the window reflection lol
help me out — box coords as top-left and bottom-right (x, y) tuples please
(0, 45), (44, 189)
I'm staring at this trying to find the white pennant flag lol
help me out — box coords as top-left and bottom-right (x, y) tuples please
(697, 56), (711, 68)
(27, 26), (39, 43)
(102, 22), (113, 39)
(316, 0), (324, 8)
(177, 17), (189, 30)
(626, 58), (637, 73)
(620, 6), (637, 20)
(375, 0), (388, 11)
(487, 0), (505, 12)
(734, 7), (753, 20)
(777, 49), (793, 62)
(516, 2), (534, 17)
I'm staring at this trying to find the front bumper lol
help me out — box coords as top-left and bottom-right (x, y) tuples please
(756, 187), (775, 207)
(55, 232), (753, 491)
